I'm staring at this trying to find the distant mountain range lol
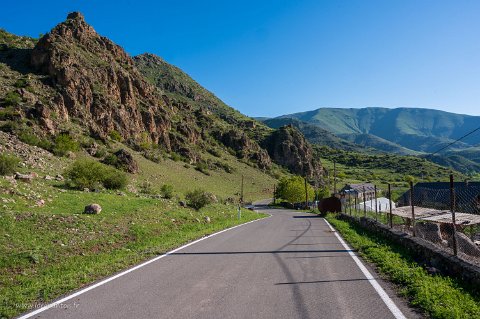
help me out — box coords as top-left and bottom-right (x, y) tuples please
(260, 107), (480, 173)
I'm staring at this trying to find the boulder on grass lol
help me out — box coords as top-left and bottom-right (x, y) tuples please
(84, 203), (102, 214)
(14, 172), (34, 183)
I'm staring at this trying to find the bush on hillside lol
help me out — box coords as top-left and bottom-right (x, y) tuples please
(185, 189), (214, 210)
(65, 158), (128, 190)
(18, 131), (53, 150)
(108, 130), (122, 142)
(160, 184), (174, 199)
(53, 134), (79, 157)
(3, 91), (21, 107)
(0, 153), (20, 175)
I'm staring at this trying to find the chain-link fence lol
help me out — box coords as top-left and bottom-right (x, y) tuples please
(338, 175), (480, 267)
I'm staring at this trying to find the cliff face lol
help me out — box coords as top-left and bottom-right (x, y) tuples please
(263, 125), (322, 178)
(31, 12), (171, 148)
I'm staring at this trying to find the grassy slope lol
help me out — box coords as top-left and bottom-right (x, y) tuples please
(0, 186), (265, 318)
(0, 135), (276, 318)
(133, 148), (277, 202)
(325, 215), (480, 319)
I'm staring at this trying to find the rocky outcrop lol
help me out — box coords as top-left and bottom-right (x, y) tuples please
(31, 12), (171, 149)
(216, 129), (271, 169)
(113, 149), (138, 174)
(263, 125), (322, 178)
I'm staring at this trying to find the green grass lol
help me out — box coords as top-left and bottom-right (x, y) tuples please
(0, 184), (266, 318)
(325, 214), (480, 319)
(133, 147), (278, 203)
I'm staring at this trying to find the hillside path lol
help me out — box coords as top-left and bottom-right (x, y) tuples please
(21, 206), (422, 319)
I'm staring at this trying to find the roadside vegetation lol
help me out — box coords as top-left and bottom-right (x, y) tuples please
(325, 214), (480, 319)
(0, 184), (265, 318)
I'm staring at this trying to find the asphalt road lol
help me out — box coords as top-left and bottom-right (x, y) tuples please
(21, 206), (422, 319)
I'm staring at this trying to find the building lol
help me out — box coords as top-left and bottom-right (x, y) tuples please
(339, 183), (376, 202)
(397, 182), (480, 214)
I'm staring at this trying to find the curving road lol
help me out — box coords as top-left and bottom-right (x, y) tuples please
(19, 206), (422, 319)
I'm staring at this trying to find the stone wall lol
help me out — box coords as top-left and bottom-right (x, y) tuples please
(337, 213), (480, 287)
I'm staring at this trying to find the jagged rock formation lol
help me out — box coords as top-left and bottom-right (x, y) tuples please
(263, 125), (322, 178)
(31, 12), (172, 148)
(214, 129), (271, 169)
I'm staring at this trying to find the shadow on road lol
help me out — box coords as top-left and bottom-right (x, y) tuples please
(275, 278), (375, 285)
(170, 249), (355, 256)
(293, 215), (322, 218)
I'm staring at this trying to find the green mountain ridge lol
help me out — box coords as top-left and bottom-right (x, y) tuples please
(279, 107), (480, 150)
(273, 107), (480, 172)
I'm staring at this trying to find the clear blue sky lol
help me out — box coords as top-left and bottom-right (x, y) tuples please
(1, 0), (480, 117)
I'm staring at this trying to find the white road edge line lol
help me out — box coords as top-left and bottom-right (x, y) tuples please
(323, 218), (407, 319)
(17, 214), (271, 319)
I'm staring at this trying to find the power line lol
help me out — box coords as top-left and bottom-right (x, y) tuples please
(427, 126), (480, 157)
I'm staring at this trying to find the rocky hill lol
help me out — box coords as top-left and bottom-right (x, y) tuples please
(0, 12), (322, 178)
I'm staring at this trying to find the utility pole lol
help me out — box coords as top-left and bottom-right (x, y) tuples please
(240, 175), (244, 205)
(273, 184), (276, 204)
(333, 161), (337, 195)
(304, 177), (308, 209)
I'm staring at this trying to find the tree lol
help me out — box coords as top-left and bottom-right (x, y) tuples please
(316, 186), (330, 200)
(276, 176), (315, 204)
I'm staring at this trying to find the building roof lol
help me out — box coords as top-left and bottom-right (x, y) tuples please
(340, 183), (375, 193)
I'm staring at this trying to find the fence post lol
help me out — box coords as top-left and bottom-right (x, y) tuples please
(388, 183), (393, 228)
(349, 192), (352, 216)
(410, 181), (416, 236)
(374, 185), (378, 222)
(354, 196), (357, 218)
(363, 186), (367, 217)
(450, 174), (458, 256)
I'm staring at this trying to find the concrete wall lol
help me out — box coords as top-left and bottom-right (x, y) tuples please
(337, 213), (480, 287)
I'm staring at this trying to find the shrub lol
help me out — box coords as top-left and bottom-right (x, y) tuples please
(102, 153), (118, 166)
(170, 152), (182, 162)
(102, 169), (128, 190)
(139, 180), (154, 194)
(207, 148), (221, 157)
(3, 91), (21, 107)
(108, 130), (122, 142)
(18, 131), (53, 150)
(0, 107), (18, 120)
(185, 189), (214, 210)
(13, 78), (29, 88)
(65, 158), (127, 190)
(0, 153), (20, 175)
(160, 184), (174, 199)
(53, 134), (79, 156)
(194, 162), (209, 175)
(93, 147), (107, 158)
